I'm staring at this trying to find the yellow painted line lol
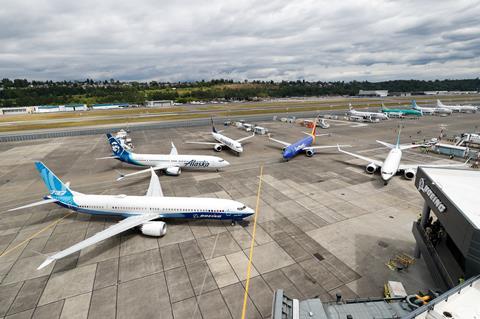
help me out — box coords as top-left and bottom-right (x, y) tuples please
(241, 165), (264, 319)
(0, 212), (73, 258)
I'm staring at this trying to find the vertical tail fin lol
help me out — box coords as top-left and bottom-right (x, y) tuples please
(107, 133), (129, 157)
(411, 100), (417, 109)
(349, 103), (353, 110)
(395, 126), (402, 148)
(211, 118), (217, 133)
(311, 117), (318, 139)
(34, 162), (73, 200)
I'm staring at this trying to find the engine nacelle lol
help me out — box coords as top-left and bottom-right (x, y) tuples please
(214, 144), (223, 152)
(404, 168), (416, 180)
(365, 163), (377, 174)
(140, 221), (167, 237)
(305, 149), (315, 157)
(165, 166), (181, 176)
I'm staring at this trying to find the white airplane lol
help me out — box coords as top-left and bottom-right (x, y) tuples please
(347, 103), (389, 120)
(9, 162), (254, 270)
(437, 99), (477, 113)
(337, 129), (468, 185)
(100, 134), (229, 180)
(185, 119), (255, 155)
(411, 100), (452, 115)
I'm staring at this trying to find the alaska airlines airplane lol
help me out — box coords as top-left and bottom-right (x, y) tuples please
(347, 103), (389, 120)
(185, 119), (254, 155)
(411, 100), (452, 115)
(101, 134), (229, 180)
(381, 102), (422, 117)
(337, 129), (467, 185)
(269, 118), (347, 160)
(437, 99), (477, 113)
(9, 162), (254, 270)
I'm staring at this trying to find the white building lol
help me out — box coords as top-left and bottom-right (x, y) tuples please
(91, 103), (129, 110)
(0, 106), (35, 115)
(145, 100), (173, 107)
(358, 90), (388, 97)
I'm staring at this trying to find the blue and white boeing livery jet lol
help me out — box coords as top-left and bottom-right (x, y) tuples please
(269, 119), (347, 161)
(101, 134), (229, 180)
(9, 162), (254, 270)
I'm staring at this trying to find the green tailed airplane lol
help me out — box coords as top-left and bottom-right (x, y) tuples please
(380, 102), (422, 117)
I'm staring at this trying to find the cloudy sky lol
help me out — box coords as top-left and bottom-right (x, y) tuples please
(1, 0), (479, 81)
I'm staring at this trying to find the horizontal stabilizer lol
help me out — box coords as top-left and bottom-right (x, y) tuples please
(8, 198), (58, 212)
(376, 140), (396, 149)
(96, 156), (119, 160)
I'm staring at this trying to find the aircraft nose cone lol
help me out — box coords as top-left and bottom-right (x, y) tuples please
(222, 160), (230, 167)
(244, 207), (255, 217)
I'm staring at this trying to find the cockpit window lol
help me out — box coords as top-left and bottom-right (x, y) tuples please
(219, 159), (224, 162)
(238, 205), (246, 210)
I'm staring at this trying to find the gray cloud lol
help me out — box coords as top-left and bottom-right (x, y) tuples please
(0, 0), (479, 81)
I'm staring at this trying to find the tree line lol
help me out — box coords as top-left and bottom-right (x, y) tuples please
(1, 78), (479, 108)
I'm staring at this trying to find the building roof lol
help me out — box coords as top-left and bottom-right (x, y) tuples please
(421, 167), (480, 228)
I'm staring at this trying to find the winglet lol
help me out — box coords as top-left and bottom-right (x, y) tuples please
(37, 257), (55, 270)
(211, 118), (217, 133)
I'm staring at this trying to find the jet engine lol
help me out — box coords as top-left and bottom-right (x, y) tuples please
(305, 149), (315, 157)
(404, 168), (416, 180)
(214, 144), (223, 152)
(140, 221), (167, 237)
(165, 166), (181, 176)
(365, 163), (377, 174)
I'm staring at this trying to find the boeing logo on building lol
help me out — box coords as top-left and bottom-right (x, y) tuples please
(418, 178), (446, 213)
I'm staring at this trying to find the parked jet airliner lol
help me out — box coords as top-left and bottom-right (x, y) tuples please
(9, 162), (254, 270)
(337, 129), (468, 185)
(269, 118), (348, 160)
(185, 119), (254, 155)
(101, 134), (229, 180)
(437, 100), (477, 113)
(411, 100), (452, 115)
(347, 103), (389, 120)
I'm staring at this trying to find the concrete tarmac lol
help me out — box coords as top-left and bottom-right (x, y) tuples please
(0, 113), (477, 318)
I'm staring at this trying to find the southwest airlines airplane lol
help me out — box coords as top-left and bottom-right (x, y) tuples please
(9, 162), (254, 270)
(337, 129), (467, 185)
(269, 118), (348, 160)
(101, 134), (229, 180)
(186, 119), (255, 155)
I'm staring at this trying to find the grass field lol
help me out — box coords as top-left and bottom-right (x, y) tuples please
(1, 95), (479, 133)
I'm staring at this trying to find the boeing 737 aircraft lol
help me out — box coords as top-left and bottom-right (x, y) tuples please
(186, 119), (255, 155)
(411, 100), (452, 115)
(381, 102), (422, 117)
(437, 100), (477, 113)
(269, 118), (347, 160)
(337, 129), (467, 185)
(347, 103), (389, 120)
(101, 134), (229, 180)
(9, 162), (254, 270)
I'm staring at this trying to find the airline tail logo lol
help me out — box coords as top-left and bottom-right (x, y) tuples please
(35, 162), (73, 201)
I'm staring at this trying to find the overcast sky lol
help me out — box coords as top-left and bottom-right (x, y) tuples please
(1, 0), (479, 82)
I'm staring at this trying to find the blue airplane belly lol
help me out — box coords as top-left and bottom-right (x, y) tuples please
(283, 136), (313, 159)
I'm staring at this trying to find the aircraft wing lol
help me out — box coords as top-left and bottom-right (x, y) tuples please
(96, 156), (119, 160)
(236, 133), (255, 143)
(117, 164), (171, 181)
(337, 145), (383, 167)
(399, 144), (427, 150)
(170, 142), (178, 156)
(146, 168), (163, 197)
(268, 136), (291, 147)
(185, 141), (221, 146)
(399, 158), (469, 171)
(37, 213), (161, 270)
(8, 198), (58, 212)
(305, 144), (350, 150)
